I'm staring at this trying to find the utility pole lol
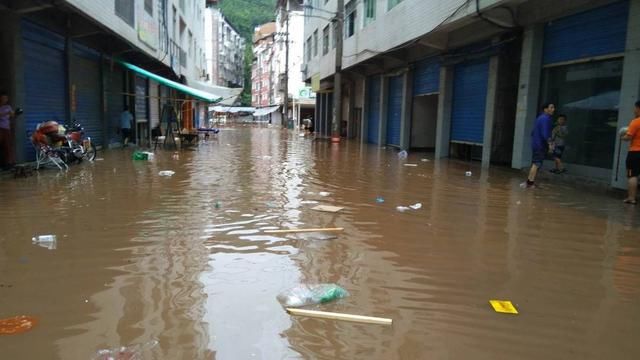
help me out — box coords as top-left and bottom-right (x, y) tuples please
(283, 2), (290, 128)
(331, 0), (344, 142)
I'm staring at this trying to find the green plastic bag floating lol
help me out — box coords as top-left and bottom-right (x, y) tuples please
(132, 151), (148, 160)
(277, 284), (349, 307)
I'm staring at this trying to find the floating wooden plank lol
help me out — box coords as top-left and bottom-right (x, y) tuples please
(264, 227), (344, 234)
(286, 308), (392, 326)
(311, 205), (344, 213)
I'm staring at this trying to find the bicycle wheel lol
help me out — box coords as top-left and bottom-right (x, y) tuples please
(84, 144), (97, 161)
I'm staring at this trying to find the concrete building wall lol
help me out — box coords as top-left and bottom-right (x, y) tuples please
(65, 0), (208, 85)
(204, 7), (244, 88)
(303, 0), (507, 81)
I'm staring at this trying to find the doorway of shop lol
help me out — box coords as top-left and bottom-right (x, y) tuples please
(410, 94), (438, 151)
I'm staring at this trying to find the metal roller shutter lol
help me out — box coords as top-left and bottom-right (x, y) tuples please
(106, 65), (124, 144)
(386, 75), (403, 146)
(367, 76), (381, 144)
(21, 21), (67, 160)
(149, 80), (159, 129)
(543, 1), (629, 65)
(413, 58), (440, 96)
(451, 59), (489, 144)
(135, 76), (148, 122)
(72, 44), (103, 146)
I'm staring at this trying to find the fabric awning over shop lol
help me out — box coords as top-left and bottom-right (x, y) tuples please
(211, 106), (255, 113)
(253, 106), (280, 117)
(118, 60), (223, 103)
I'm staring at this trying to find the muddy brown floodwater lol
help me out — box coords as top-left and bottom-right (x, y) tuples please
(1, 126), (640, 359)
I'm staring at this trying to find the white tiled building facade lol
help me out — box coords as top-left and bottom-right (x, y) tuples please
(204, 2), (245, 88)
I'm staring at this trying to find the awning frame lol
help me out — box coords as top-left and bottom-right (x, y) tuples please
(117, 60), (223, 103)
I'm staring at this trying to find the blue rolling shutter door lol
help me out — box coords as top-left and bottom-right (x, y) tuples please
(367, 76), (381, 144)
(386, 75), (403, 146)
(73, 44), (103, 146)
(21, 21), (67, 160)
(450, 60), (489, 144)
(413, 58), (440, 95)
(543, 1), (629, 65)
(106, 66), (124, 144)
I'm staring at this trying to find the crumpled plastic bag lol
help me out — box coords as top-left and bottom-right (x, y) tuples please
(277, 284), (349, 307)
(93, 340), (159, 360)
(158, 170), (175, 177)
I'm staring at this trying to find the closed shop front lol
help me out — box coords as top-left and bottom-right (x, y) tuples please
(412, 57), (440, 149)
(106, 64), (124, 145)
(540, 0), (629, 171)
(413, 58), (440, 96)
(71, 43), (103, 146)
(386, 74), (403, 146)
(149, 79), (160, 130)
(451, 59), (490, 144)
(134, 75), (148, 143)
(366, 76), (381, 144)
(21, 20), (67, 160)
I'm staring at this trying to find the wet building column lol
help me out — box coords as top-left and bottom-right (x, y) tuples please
(400, 70), (413, 150)
(378, 76), (388, 145)
(360, 76), (368, 143)
(511, 24), (544, 169)
(435, 66), (453, 159)
(481, 55), (500, 167)
(611, 0), (640, 189)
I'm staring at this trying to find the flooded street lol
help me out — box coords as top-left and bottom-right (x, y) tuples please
(1, 126), (640, 359)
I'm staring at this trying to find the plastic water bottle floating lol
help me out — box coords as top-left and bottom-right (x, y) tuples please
(32, 235), (57, 250)
(32, 235), (56, 243)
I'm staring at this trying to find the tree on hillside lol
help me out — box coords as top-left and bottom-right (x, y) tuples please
(218, 0), (277, 106)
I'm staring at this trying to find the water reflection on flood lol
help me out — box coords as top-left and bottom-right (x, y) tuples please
(0, 126), (639, 359)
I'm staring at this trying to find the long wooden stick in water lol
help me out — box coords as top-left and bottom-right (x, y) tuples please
(264, 228), (344, 234)
(286, 308), (392, 326)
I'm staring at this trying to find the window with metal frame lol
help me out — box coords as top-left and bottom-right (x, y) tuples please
(313, 30), (318, 57)
(388, 0), (403, 10)
(364, 0), (376, 25)
(144, 0), (153, 16)
(115, 0), (134, 27)
(322, 25), (330, 55)
(345, 1), (356, 38)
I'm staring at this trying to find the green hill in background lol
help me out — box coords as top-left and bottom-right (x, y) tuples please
(218, 0), (277, 105)
(219, 0), (276, 39)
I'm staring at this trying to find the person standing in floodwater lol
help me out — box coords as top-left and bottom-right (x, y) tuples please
(525, 103), (555, 188)
(0, 92), (16, 170)
(120, 106), (133, 146)
(621, 100), (640, 205)
(550, 114), (568, 174)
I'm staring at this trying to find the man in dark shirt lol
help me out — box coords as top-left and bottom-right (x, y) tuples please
(525, 103), (555, 188)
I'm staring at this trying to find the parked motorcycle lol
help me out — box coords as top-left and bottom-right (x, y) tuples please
(32, 121), (96, 164)
(63, 123), (97, 162)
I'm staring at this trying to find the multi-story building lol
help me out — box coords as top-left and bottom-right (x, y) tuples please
(0, 0), (230, 162)
(204, 0), (245, 88)
(274, 0), (316, 126)
(251, 22), (277, 109)
(302, 0), (640, 190)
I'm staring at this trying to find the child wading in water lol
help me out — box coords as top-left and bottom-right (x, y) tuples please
(550, 114), (568, 174)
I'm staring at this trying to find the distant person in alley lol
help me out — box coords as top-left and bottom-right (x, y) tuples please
(620, 100), (640, 205)
(550, 114), (568, 174)
(525, 103), (555, 188)
(120, 106), (133, 146)
(0, 92), (16, 170)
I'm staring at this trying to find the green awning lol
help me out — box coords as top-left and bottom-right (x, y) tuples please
(117, 60), (223, 103)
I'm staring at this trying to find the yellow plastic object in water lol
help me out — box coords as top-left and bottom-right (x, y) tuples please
(489, 300), (519, 314)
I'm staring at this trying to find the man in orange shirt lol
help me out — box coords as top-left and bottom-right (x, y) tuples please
(621, 100), (640, 204)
